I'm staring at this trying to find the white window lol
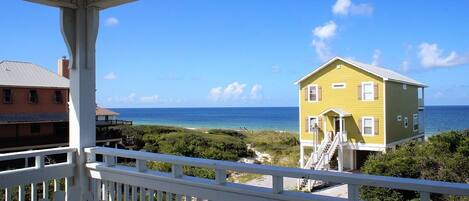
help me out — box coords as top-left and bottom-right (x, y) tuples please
(413, 114), (418, 131)
(332, 83), (346, 89)
(362, 117), (374, 136)
(403, 84), (407, 90)
(361, 82), (374, 101)
(308, 117), (318, 133)
(404, 117), (409, 128)
(308, 85), (318, 102)
(397, 115), (402, 122)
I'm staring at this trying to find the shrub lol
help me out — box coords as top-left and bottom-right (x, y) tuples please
(360, 130), (469, 201)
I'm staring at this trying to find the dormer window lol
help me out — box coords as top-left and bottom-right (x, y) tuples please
(2, 89), (12, 104)
(29, 89), (39, 104)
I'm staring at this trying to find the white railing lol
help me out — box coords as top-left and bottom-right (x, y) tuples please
(0, 147), (76, 201)
(85, 146), (469, 201)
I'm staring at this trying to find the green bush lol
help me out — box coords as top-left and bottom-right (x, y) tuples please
(360, 130), (469, 201)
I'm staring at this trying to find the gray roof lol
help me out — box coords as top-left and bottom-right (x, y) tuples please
(0, 60), (69, 88)
(295, 57), (427, 87)
(0, 113), (68, 124)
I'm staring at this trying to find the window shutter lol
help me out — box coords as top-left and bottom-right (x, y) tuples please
(374, 118), (379, 135)
(318, 86), (322, 101)
(358, 119), (362, 134)
(304, 87), (308, 101)
(374, 84), (379, 100)
(304, 118), (309, 132)
(357, 85), (362, 100)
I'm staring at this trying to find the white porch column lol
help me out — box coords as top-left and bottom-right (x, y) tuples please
(61, 4), (99, 201)
(338, 115), (344, 172)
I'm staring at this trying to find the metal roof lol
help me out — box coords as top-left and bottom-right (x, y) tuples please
(295, 57), (427, 87)
(0, 60), (69, 88)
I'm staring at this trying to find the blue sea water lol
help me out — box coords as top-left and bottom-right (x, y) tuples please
(112, 106), (469, 135)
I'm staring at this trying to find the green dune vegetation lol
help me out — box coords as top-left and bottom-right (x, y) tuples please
(360, 130), (469, 201)
(116, 125), (300, 180)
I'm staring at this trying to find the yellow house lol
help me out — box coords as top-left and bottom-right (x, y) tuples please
(295, 57), (427, 174)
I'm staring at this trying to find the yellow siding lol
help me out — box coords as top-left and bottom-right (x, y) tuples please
(385, 81), (420, 143)
(299, 60), (385, 145)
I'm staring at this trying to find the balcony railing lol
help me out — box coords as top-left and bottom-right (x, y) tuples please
(96, 120), (133, 127)
(1, 146), (469, 201)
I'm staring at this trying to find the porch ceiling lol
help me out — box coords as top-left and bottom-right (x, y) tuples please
(319, 108), (351, 117)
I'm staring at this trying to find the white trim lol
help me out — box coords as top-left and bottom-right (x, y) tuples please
(404, 116), (409, 128)
(361, 116), (375, 136)
(361, 81), (374, 101)
(294, 57), (428, 87)
(331, 82), (346, 89)
(307, 84), (318, 102)
(333, 117), (345, 134)
(383, 80), (387, 146)
(307, 116), (318, 134)
(397, 115), (402, 122)
(412, 113), (419, 132)
(403, 84), (407, 90)
(343, 142), (386, 152)
(298, 86), (302, 142)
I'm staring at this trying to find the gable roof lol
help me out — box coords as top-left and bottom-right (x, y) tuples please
(295, 57), (427, 87)
(0, 60), (69, 88)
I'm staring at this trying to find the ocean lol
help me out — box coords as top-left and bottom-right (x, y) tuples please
(112, 106), (469, 135)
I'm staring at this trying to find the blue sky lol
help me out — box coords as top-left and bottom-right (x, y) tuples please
(1, 0), (469, 107)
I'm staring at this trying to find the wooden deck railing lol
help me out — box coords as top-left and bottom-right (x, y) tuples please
(84, 146), (469, 201)
(0, 147), (76, 201)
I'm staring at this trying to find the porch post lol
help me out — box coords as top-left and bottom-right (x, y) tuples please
(338, 115), (344, 172)
(300, 144), (304, 168)
(61, 4), (99, 201)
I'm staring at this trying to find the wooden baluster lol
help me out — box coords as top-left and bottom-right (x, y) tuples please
(109, 182), (115, 201)
(184, 195), (191, 201)
(166, 193), (173, 201)
(148, 189), (154, 201)
(5, 187), (12, 201)
(123, 184), (129, 201)
(131, 186), (137, 201)
(116, 183), (122, 201)
(43, 181), (49, 201)
(102, 181), (108, 201)
(18, 185), (25, 201)
(53, 179), (58, 192)
(156, 191), (163, 201)
(348, 184), (359, 201)
(272, 176), (283, 194)
(215, 169), (226, 185)
(96, 180), (102, 201)
(139, 187), (145, 201)
(31, 183), (38, 201)
(175, 194), (182, 201)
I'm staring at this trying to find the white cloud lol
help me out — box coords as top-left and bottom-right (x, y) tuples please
(371, 49), (381, 66)
(105, 17), (119, 26)
(250, 84), (263, 100)
(209, 82), (263, 102)
(399, 60), (410, 72)
(103, 72), (117, 80)
(332, 0), (352, 15)
(272, 65), (281, 73)
(332, 0), (373, 16)
(139, 95), (160, 104)
(209, 87), (223, 101)
(313, 21), (337, 40)
(418, 42), (469, 68)
(312, 21), (337, 61)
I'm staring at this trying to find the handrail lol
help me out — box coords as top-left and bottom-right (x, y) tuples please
(0, 147), (76, 162)
(85, 146), (469, 196)
(303, 137), (329, 169)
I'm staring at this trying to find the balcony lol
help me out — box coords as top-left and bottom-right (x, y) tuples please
(418, 98), (425, 111)
(1, 146), (469, 201)
(96, 120), (133, 127)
